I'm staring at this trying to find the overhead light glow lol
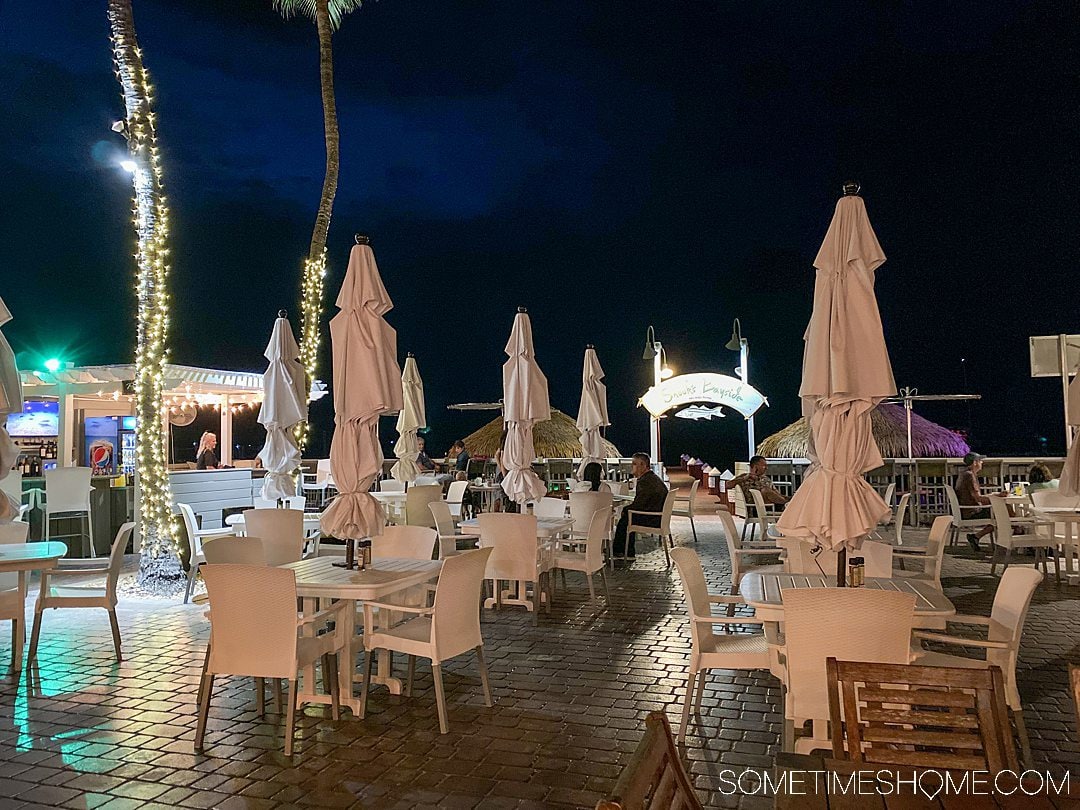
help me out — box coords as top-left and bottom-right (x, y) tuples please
(44, 358), (61, 373)
(120, 159), (138, 173)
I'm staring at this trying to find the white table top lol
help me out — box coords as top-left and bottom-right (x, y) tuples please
(0, 541), (68, 572)
(370, 491), (408, 503)
(280, 556), (442, 600)
(739, 572), (955, 618)
(459, 516), (573, 538)
(226, 513), (323, 532)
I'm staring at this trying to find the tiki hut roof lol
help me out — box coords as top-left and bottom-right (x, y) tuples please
(756, 403), (971, 459)
(463, 409), (621, 459)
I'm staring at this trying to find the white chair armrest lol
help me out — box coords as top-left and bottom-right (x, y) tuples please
(197, 527), (234, 538)
(627, 509), (662, 519)
(362, 600), (434, 616)
(297, 599), (350, 627)
(912, 630), (1009, 650)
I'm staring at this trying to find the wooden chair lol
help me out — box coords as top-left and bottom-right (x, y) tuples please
(826, 658), (1019, 772)
(595, 712), (702, 810)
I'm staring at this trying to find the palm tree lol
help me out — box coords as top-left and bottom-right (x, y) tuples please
(108, 0), (181, 587)
(273, 0), (364, 434)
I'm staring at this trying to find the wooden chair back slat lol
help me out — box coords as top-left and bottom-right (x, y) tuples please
(827, 658), (1019, 773)
(595, 712), (702, 810)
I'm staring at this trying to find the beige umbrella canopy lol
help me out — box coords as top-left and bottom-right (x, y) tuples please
(256, 312), (308, 501)
(776, 191), (895, 552)
(501, 309), (550, 504)
(757, 404), (971, 459)
(464, 409), (620, 459)
(390, 354), (425, 483)
(322, 243), (403, 542)
(0, 295), (21, 522)
(1060, 372), (1080, 495)
(576, 346), (609, 477)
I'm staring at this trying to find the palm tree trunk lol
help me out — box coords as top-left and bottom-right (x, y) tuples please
(296, 0), (340, 415)
(108, 0), (182, 587)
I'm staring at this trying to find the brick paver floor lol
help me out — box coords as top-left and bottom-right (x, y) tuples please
(1, 479), (1077, 808)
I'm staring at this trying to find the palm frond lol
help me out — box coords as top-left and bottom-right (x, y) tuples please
(272, 0), (364, 30)
(463, 410), (621, 459)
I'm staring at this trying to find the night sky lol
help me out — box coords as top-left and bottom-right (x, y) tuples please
(1, 2), (1076, 467)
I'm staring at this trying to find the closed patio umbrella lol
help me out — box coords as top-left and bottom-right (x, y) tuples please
(256, 311), (308, 501)
(0, 296), (21, 522)
(776, 189), (895, 559)
(501, 308), (550, 505)
(321, 241), (403, 545)
(390, 354), (425, 483)
(1059, 373), (1080, 495)
(576, 345), (609, 478)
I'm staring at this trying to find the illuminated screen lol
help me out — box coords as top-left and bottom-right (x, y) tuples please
(6, 401), (58, 437)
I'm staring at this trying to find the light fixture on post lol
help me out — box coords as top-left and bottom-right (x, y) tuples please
(726, 318), (756, 459)
(643, 326), (663, 473)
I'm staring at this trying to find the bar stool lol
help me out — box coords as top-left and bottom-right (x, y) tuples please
(44, 467), (95, 557)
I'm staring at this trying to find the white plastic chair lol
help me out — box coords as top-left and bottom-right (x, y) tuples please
(28, 522), (134, 665)
(748, 488), (779, 543)
(243, 508), (305, 567)
(358, 547), (494, 734)
(550, 509), (611, 604)
(793, 539), (893, 579)
(988, 497), (1057, 579)
(0, 521), (30, 670)
(626, 490), (679, 568)
(532, 497), (567, 519)
(203, 535), (265, 565)
(1031, 489), (1080, 572)
(478, 513), (551, 624)
(429, 501), (479, 559)
(379, 479), (406, 493)
(44, 467), (96, 557)
(781, 587), (916, 752)
(567, 490), (614, 568)
(945, 484), (994, 548)
(372, 525), (437, 560)
(892, 492), (912, 545)
(912, 567), (1043, 765)
(446, 480), (469, 519)
(894, 515), (950, 587)
(718, 509), (782, 594)
(178, 502), (232, 604)
(601, 481), (628, 497)
(671, 479), (700, 543)
(197, 564), (348, 756)
(405, 485), (443, 528)
(671, 546), (770, 743)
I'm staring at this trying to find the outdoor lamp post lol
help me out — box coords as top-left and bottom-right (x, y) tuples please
(642, 326), (672, 474)
(726, 318), (756, 459)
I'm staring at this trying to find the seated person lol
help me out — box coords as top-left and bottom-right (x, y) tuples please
(451, 440), (470, 472)
(415, 436), (436, 472)
(612, 453), (668, 560)
(957, 452), (1008, 551)
(1027, 462), (1059, 492)
(730, 455), (788, 507)
(572, 461), (604, 492)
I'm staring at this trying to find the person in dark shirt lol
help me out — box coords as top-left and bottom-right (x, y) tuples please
(956, 451), (1001, 552)
(195, 432), (219, 470)
(451, 440), (470, 472)
(415, 436), (436, 472)
(613, 452), (669, 560)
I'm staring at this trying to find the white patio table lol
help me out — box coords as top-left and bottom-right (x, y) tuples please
(279, 556), (442, 714)
(0, 541), (67, 671)
(739, 571), (955, 632)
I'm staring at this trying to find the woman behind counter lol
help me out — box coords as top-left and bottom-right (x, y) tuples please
(195, 431), (220, 470)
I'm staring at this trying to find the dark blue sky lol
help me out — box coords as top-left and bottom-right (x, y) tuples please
(1, 1), (1076, 464)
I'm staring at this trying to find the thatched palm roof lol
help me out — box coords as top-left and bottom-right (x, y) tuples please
(756, 403), (970, 459)
(463, 409), (621, 458)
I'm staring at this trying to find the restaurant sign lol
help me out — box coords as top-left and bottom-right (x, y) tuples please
(639, 373), (767, 420)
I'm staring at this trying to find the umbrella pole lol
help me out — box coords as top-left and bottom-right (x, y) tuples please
(836, 548), (847, 587)
(333, 538), (357, 570)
